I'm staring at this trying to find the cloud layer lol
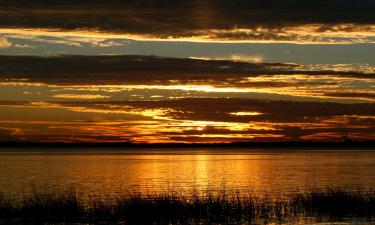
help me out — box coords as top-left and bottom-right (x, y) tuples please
(0, 55), (373, 143)
(0, 0), (375, 43)
(0, 55), (373, 102)
(0, 98), (374, 143)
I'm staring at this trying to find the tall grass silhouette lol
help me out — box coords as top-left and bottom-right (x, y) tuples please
(0, 187), (374, 224)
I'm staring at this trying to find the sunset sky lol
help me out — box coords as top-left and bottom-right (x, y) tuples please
(0, 0), (374, 143)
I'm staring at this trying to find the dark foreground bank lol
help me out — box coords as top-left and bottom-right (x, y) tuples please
(0, 187), (374, 224)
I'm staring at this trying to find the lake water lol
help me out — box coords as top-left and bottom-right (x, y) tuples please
(1, 148), (374, 198)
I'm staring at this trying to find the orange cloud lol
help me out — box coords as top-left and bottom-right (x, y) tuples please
(53, 94), (110, 100)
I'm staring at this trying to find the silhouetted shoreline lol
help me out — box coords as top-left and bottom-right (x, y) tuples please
(0, 141), (374, 149)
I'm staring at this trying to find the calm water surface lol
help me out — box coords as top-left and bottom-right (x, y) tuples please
(0, 148), (374, 198)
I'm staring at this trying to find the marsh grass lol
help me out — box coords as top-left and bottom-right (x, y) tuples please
(0, 187), (374, 224)
(291, 188), (375, 220)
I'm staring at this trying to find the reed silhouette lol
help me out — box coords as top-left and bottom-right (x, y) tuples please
(0, 187), (374, 224)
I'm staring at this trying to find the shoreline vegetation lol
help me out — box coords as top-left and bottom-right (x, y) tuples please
(0, 141), (375, 149)
(0, 187), (374, 224)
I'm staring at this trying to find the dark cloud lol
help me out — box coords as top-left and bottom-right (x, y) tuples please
(0, 128), (13, 141)
(324, 91), (375, 100)
(0, 0), (374, 40)
(0, 55), (373, 86)
(0, 55), (291, 85)
(2, 98), (375, 123)
(59, 98), (375, 124)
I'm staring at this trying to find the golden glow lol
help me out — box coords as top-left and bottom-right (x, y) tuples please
(0, 37), (12, 48)
(1, 24), (375, 44)
(229, 112), (263, 116)
(122, 85), (251, 93)
(53, 94), (110, 100)
(175, 134), (284, 139)
(301, 63), (375, 74)
(0, 81), (45, 87)
(190, 54), (264, 63)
